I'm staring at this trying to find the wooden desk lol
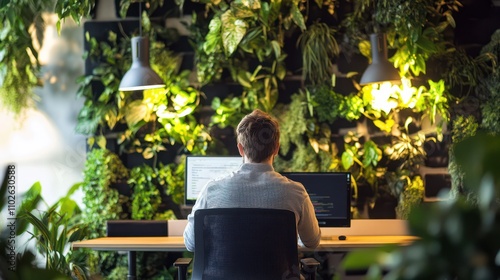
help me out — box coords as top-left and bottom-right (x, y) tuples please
(72, 235), (417, 279)
(72, 235), (417, 252)
(72, 236), (186, 252)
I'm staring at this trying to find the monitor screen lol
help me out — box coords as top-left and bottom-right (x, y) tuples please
(184, 155), (243, 205)
(281, 172), (351, 227)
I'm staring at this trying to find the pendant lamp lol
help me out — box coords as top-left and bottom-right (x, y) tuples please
(119, 3), (165, 91)
(360, 33), (401, 85)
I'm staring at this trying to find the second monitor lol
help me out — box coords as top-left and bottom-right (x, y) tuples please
(282, 172), (351, 227)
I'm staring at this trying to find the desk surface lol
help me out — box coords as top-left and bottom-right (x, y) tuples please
(72, 235), (417, 252)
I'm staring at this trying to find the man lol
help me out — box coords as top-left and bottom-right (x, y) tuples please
(183, 109), (321, 251)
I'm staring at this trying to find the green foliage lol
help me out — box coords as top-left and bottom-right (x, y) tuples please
(76, 31), (131, 135)
(480, 78), (500, 135)
(0, 0), (49, 114)
(384, 121), (428, 174)
(338, 134), (500, 280)
(394, 175), (424, 219)
(274, 92), (310, 157)
(431, 48), (494, 94)
(298, 22), (340, 85)
(195, 0), (305, 121)
(211, 96), (251, 129)
(80, 148), (129, 275)
(415, 79), (450, 126)
(377, 0), (458, 76)
(0, 0), (96, 115)
(333, 132), (383, 188)
(308, 85), (364, 123)
(273, 92), (333, 172)
(157, 159), (186, 206)
(81, 149), (129, 237)
(54, 0), (96, 28)
(106, 266), (129, 280)
(129, 165), (162, 220)
(18, 183), (89, 279)
(0, 168), (71, 280)
(448, 115), (479, 199)
(478, 31), (500, 134)
(454, 133), (500, 197)
(119, 72), (209, 158)
(117, 0), (168, 19)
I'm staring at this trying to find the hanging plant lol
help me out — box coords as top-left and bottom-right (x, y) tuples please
(297, 22), (340, 85)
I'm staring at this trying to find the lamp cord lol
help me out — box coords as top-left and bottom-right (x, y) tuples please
(139, 1), (142, 37)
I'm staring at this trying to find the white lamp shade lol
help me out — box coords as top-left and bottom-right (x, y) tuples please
(360, 33), (401, 85)
(119, 36), (165, 91)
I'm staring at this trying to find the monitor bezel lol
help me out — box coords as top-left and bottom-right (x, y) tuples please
(184, 155), (242, 206)
(281, 172), (351, 228)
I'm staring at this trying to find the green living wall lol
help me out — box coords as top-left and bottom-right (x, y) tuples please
(2, 0), (500, 279)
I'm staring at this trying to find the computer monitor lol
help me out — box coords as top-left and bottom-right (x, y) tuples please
(281, 172), (351, 227)
(184, 155), (243, 205)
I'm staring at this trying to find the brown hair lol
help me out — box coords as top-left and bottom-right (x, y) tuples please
(236, 109), (280, 163)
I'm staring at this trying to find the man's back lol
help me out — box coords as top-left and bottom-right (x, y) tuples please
(205, 163), (307, 213)
(184, 162), (321, 251)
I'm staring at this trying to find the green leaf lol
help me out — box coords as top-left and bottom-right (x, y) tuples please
(66, 182), (83, 197)
(211, 97), (221, 110)
(445, 12), (456, 28)
(231, 0), (259, 18)
(19, 182), (43, 214)
(271, 40), (281, 59)
(125, 100), (148, 128)
(221, 10), (248, 56)
(236, 70), (252, 88)
(143, 147), (154, 159)
(57, 197), (78, 220)
(363, 140), (381, 167)
(341, 150), (354, 170)
(204, 17), (222, 54)
(416, 36), (437, 53)
(373, 119), (391, 133)
(259, 1), (270, 22)
(22, 212), (52, 244)
(359, 40), (371, 60)
(96, 135), (107, 149)
(290, 4), (306, 31)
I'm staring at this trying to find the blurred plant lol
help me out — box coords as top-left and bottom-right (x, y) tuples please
(54, 0), (96, 27)
(336, 133), (500, 280)
(18, 183), (89, 279)
(0, 0), (96, 115)
(448, 115), (479, 200)
(394, 175), (424, 219)
(0, 168), (71, 280)
(0, 0), (48, 114)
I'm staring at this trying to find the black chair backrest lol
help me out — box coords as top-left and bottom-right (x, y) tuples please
(192, 208), (300, 280)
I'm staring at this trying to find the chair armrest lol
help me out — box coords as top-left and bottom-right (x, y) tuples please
(174, 258), (192, 280)
(300, 257), (320, 280)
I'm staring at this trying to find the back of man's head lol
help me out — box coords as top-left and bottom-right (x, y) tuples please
(236, 109), (280, 163)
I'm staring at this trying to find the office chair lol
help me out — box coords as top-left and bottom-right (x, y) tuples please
(174, 208), (320, 280)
